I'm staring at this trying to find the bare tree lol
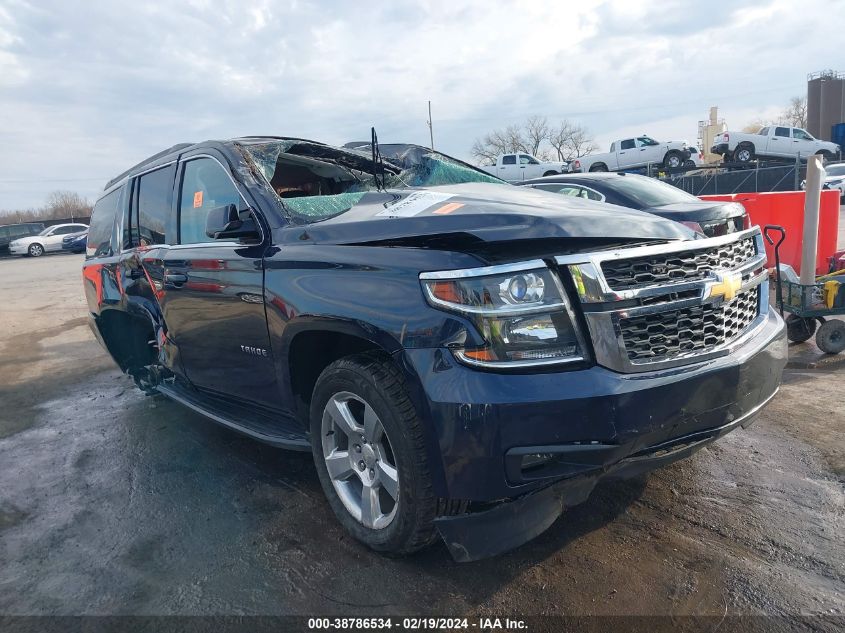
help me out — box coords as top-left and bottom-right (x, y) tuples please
(471, 116), (594, 163)
(548, 120), (598, 161)
(471, 124), (530, 164)
(741, 96), (808, 133)
(0, 190), (92, 223)
(524, 116), (550, 157)
(43, 190), (92, 220)
(779, 96), (807, 129)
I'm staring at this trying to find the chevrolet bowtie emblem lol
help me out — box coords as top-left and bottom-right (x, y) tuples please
(707, 270), (742, 301)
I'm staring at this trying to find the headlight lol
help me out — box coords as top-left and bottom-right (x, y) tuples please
(420, 261), (588, 368)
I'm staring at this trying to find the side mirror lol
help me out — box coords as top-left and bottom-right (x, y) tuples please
(205, 204), (260, 241)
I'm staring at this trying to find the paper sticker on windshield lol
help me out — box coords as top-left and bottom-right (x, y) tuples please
(193, 191), (203, 208)
(376, 192), (454, 218)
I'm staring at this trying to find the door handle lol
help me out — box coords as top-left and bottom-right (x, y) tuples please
(164, 273), (188, 287)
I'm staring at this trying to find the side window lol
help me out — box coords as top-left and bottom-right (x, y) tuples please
(758, 127), (770, 136)
(136, 165), (175, 246)
(519, 154), (539, 165)
(774, 127), (791, 138)
(556, 186), (584, 197)
(87, 189), (121, 258)
(610, 142), (615, 152)
(179, 158), (242, 245)
(502, 155), (516, 165)
(620, 139), (636, 150)
(10, 225), (31, 237)
(583, 188), (604, 201)
(0, 227), (9, 240)
(793, 129), (812, 140)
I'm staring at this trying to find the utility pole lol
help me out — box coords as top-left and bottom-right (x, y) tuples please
(426, 100), (434, 150)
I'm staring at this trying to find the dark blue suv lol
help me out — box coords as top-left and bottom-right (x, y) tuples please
(83, 137), (786, 560)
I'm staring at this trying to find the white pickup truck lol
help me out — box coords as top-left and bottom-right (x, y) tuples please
(480, 153), (568, 181)
(569, 136), (691, 173)
(711, 126), (840, 163)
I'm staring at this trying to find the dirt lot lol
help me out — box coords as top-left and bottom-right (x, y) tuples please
(0, 253), (843, 625)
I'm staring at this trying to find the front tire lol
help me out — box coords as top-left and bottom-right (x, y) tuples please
(28, 243), (44, 257)
(310, 352), (438, 555)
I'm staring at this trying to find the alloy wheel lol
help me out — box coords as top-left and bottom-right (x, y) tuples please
(321, 391), (400, 529)
(29, 244), (43, 257)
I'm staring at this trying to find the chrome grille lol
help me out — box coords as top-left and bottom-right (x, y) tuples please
(555, 227), (769, 373)
(601, 236), (756, 291)
(619, 286), (760, 362)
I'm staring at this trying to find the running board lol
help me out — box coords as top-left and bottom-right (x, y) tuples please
(157, 382), (311, 451)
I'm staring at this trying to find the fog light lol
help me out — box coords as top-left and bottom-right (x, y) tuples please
(521, 453), (555, 470)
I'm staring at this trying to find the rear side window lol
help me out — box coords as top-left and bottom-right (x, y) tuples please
(179, 158), (242, 244)
(136, 166), (175, 246)
(502, 155), (516, 165)
(774, 127), (790, 138)
(87, 189), (121, 258)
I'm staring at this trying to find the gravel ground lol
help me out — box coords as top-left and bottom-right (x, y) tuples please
(0, 254), (843, 627)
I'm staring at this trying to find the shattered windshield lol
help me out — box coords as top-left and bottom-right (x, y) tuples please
(243, 140), (504, 223)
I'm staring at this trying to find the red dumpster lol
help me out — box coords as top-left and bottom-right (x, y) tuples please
(700, 190), (840, 276)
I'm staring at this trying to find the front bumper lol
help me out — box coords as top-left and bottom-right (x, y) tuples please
(9, 244), (27, 255)
(435, 387), (777, 562)
(404, 309), (785, 502)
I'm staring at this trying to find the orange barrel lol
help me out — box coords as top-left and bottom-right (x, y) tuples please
(699, 190), (840, 276)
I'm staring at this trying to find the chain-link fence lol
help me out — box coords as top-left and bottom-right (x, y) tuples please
(660, 163), (809, 196)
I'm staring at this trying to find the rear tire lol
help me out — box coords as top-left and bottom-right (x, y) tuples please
(786, 314), (816, 343)
(815, 320), (845, 354)
(818, 151), (834, 163)
(542, 170), (558, 177)
(734, 143), (754, 163)
(28, 243), (44, 257)
(589, 163), (608, 172)
(310, 352), (438, 555)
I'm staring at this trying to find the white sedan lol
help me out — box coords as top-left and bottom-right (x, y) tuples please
(9, 223), (89, 257)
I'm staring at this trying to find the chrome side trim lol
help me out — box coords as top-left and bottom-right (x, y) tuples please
(419, 259), (547, 280)
(554, 225), (761, 266)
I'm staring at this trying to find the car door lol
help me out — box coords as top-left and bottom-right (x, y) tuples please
(616, 139), (638, 168)
(770, 127), (792, 157)
(42, 226), (66, 250)
(157, 151), (280, 409)
(499, 154), (517, 179)
(518, 154), (542, 179)
(635, 136), (662, 167)
(791, 128), (817, 158)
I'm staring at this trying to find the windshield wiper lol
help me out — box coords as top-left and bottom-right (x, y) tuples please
(371, 127), (387, 191)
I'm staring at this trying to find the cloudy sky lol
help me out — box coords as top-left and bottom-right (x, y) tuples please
(0, 0), (842, 210)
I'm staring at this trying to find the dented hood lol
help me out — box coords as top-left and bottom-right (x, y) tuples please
(282, 183), (694, 245)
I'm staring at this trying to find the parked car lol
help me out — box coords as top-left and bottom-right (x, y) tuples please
(518, 173), (749, 237)
(570, 136), (690, 172)
(685, 146), (703, 167)
(712, 126), (840, 163)
(62, 230), (88, 254)
(83, 136), (786, 561)
(10, 223), (89, 257)
(479, 153), (567, 181)
(0, 222), (44, 256)
(800, 162), (845, 200)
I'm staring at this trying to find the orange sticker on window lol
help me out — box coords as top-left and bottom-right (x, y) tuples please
(193, 191), (203, 208)
(432, 202), (464, 215)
